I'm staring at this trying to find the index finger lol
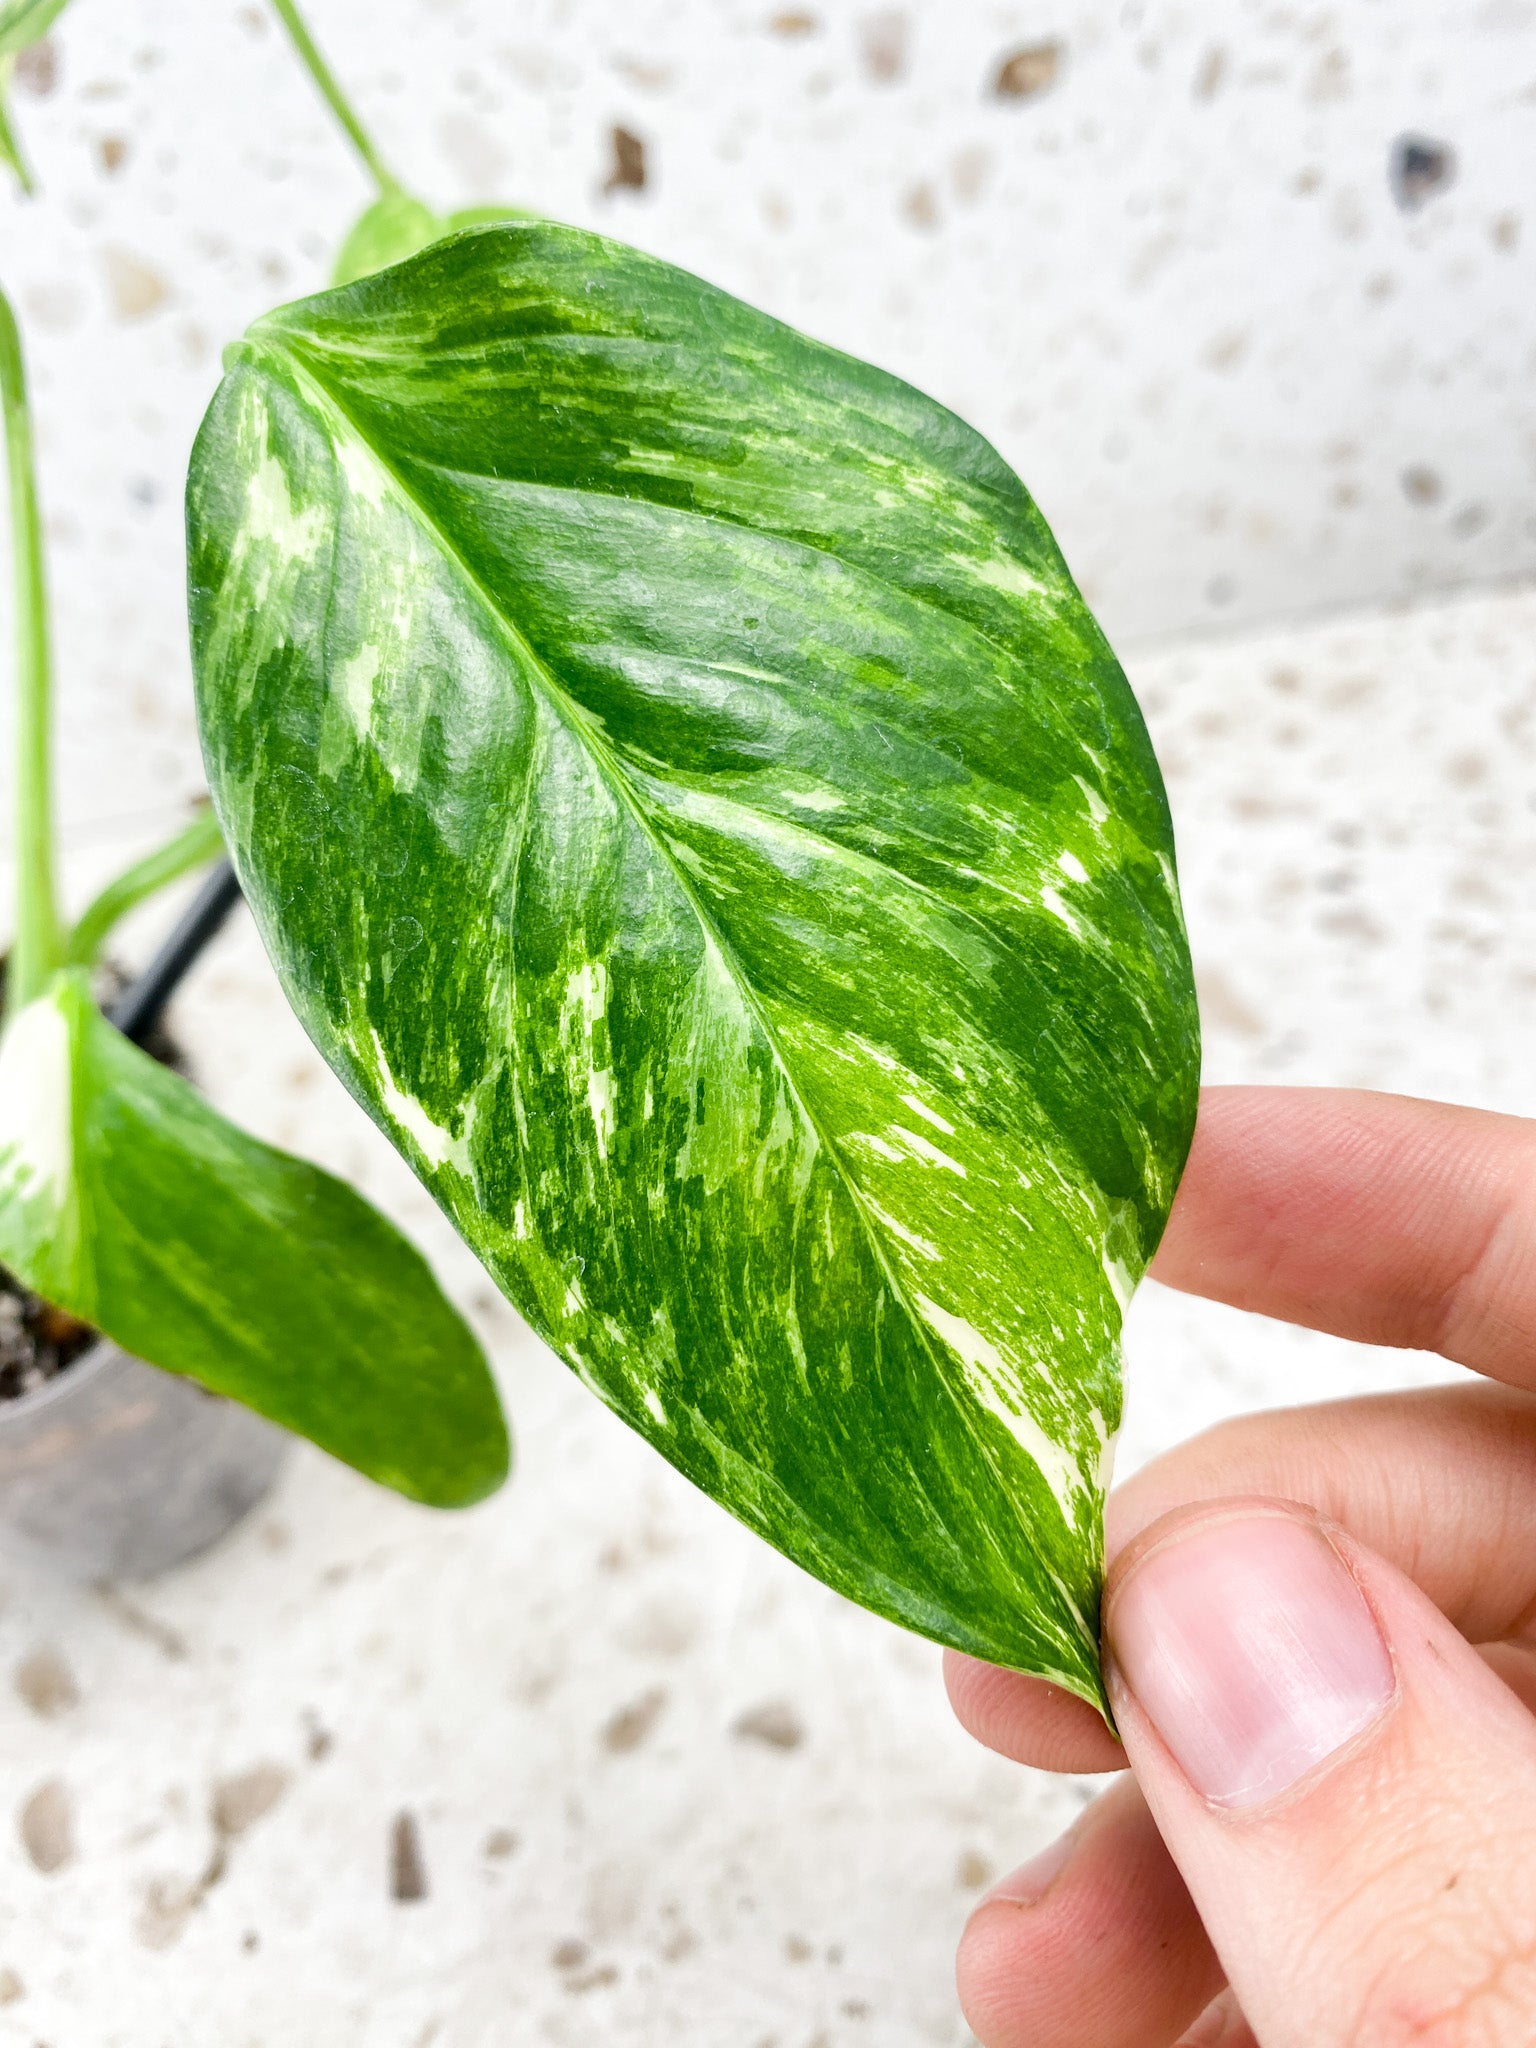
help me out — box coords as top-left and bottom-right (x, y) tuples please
(1152, 1085), (1536, 1390)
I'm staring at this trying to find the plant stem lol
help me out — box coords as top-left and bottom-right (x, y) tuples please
(64, 808), (225, 969)
(0, 278), (59, 1013)
(106, 858), (242, 1048)
(0, 87), (36, 197)
(269, 0), (399, 197)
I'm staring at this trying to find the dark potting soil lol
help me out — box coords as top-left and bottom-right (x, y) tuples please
(0, 1266), (97, 1401)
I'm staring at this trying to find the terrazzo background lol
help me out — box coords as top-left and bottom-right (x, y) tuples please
(3, 581), (1527, 2045)
(1, 0), (1534, 2041)
(0, 0), (1534, 852)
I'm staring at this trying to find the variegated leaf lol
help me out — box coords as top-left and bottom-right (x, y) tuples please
(0, 973), (508, 1506)
(188, 221), (1198, 1707)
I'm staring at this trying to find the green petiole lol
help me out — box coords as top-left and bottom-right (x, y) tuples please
(268, 0), (402, 200)
(64, 808), (225, 969)
(4, 272), (226, 1025)
(0, 76), (35, 196)
(1, 275), (59, 1013)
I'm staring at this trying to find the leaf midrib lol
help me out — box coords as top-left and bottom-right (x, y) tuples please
(392, 440), (1066, 708)
(273, 346), (1063, 685)
(263, 341), (1096, 1656)
(354, 453), (1157, 1156)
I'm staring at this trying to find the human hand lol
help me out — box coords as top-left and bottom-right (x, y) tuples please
(947, 1086), (1536, 2048)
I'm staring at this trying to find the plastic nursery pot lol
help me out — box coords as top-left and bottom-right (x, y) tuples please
(0, 1338), (289, 1580)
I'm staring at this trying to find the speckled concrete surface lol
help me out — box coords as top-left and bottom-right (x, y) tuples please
(3, 0), (1536, 2038)
(5, 576), (1530, 2044)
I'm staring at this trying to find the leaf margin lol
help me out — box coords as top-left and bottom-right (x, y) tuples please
(0, 971), (511, 1508)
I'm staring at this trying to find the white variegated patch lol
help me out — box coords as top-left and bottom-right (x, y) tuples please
(914, 1290), (1084, 1521)
(0, 989), (73, 1221)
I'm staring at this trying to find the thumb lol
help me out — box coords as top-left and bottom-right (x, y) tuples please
(1105, 1498), (1536, 2048)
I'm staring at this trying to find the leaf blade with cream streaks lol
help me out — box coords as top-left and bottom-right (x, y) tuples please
(0, 974), (508, 1506)
(189, 221), (1198, 1707)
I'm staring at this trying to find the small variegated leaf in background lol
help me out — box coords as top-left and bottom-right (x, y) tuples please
(189, 222), (1198, 1709)
(0, 973), (509, 1506)
(331, 189), (444, 288)
(0, 0), (70, 192)
(331, 193), (531, 287)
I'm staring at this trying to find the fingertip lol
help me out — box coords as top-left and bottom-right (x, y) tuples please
(956, 1893), (1051, 2046)
(944, 1650), (1126, 1773)
(1098, 1498), (1536, 2048)
(1102, 1498), (1396, 1813)
(956, 1777), (1223, 2048)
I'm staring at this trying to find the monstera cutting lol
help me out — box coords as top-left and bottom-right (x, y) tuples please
(0, 279), (508, 1509)
(188, 222), (1198, 1710)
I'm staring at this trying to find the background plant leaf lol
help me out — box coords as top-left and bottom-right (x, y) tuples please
(331, 189), (446, 288)
(0, 973), (509, 1506)
(331, 194), (531, 288)
(0, 0), (70, 62)
(0, 79), (30, 193)
(443, 204), (537, 231)
(0, 0), (71, 192)
(189, 222), (1197, 1706)
(64, 807), (224, 967)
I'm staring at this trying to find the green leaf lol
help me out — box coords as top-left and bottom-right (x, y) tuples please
(330, 192), (530, 288)
(188, 222), (1197, 1707)
(0, 72), (33, 195)
(0, 0), (71, 194)
(0, 0), (70, 63)
(331, 189), (446, 289)
(0, 973), (509, 1506)
(443, 204), (538, 232)
(63, 807), (225, 969)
